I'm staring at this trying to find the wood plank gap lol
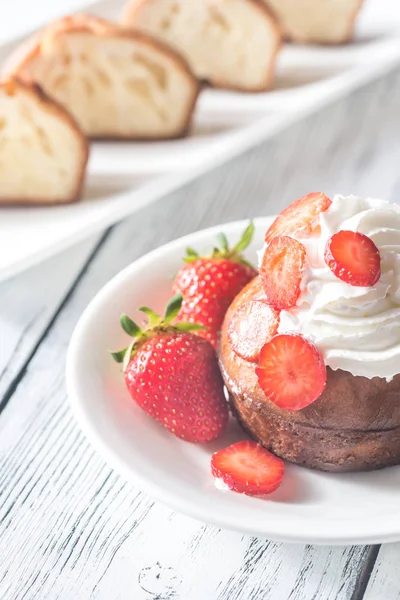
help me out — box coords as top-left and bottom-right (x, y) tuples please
(0, 228), (112, 415)
(351, 545), (381, 600)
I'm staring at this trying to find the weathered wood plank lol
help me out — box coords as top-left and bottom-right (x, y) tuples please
(0, 392), (369, 600)
(2, 68), (400, 600)
(0, 236), (102, 405)
(361, 544), (400, 600)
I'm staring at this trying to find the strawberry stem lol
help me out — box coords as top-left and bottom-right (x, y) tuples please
(110, 293), (206, 369)
(183, 221), (255, 265)
(138, 306), (161, 327)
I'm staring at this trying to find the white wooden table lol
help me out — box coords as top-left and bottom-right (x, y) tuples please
(1, 66), (400, 600)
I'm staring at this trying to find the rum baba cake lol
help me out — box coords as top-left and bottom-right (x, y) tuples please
(219, 193), (400, 472)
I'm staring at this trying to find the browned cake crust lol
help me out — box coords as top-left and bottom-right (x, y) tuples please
(219, 276), (400, 472)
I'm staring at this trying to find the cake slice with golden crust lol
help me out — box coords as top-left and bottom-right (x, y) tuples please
(122, 0), (282, 92)
(261, 0), (364, 44)
(4, 15), (200, 139)
(0, 78), (88, 205)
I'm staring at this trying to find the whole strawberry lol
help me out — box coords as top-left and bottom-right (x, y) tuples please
(172, 222), (257, 349)
(111, 294), (228, 443)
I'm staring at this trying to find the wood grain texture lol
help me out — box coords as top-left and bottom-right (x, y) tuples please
(362, 544), (400, 600)
(0, 236), (100, 405)
(2, 67), (400, 599)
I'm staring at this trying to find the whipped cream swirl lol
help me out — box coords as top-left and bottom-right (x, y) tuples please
(271, 195), (400, 381)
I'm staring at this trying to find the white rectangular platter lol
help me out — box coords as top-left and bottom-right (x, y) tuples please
(1, 0), (400, 282)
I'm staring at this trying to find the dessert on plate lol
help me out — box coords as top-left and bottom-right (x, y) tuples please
(220, 193), (400, 472)
(112, 196), (400, 496)
(4, 15), (200, 139)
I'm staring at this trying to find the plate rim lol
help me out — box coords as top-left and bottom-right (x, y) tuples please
(66, 217), (400, 545)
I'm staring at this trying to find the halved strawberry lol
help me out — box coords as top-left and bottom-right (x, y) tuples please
(265, 192), (332, 244)
(259, 236), (306, 310)
(324, 230), (381, 287)
(256, 333), (326, 410)
(227, 301), (279, 362)
(211, 440), (284, 496)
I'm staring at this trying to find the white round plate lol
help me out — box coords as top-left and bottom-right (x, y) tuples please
(67, 217), (400, 545)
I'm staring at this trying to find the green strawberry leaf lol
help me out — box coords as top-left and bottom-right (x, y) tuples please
(175, 322), (207, 332)
(120, 314), (142, 338)
(122, 340), (136, 372)
(164, 293), (183, 323)
(184, 247), (199, 263)
(232, 220), (255, 255)
(110, 347), (128, 363)
(184, 247), (200, 263)
(138, 306), (161, 327)
(217, 232), (229, 253)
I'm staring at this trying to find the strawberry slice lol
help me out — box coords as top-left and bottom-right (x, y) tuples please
(227, 301), (279, 362)
(265, 192), (332, 244)
(259, 236), (306, 310)
(256, 333), (326, 410)
(211, 440), (284, 496)
(324, 230), (381, 287)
